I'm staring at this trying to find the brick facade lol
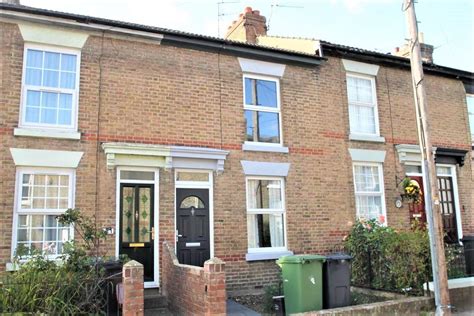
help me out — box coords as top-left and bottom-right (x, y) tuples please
(0, 11), (473, 296)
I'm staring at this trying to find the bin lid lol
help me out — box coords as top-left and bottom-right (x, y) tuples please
(276, 254), (326, 264)
(461, 236), (474, 241)
(325, 253), (352, 261)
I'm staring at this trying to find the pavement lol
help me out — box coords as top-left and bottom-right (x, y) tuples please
(227, 299), (262, 316)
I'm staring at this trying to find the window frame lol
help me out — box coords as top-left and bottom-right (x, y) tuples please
(352, 162), (387, 224)
(19, 43), (81, 131)
(245, 176), (287, 254)
(467, 94), (474, 139)
(346, 72), (381, 137)
(11, 167), (76, 260)
(242, 73), (283, 147)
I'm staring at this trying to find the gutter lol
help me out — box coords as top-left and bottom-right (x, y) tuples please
(0, 4), (323, 67)
(162, 34), (324, 66)
(322, 43), (474, 82)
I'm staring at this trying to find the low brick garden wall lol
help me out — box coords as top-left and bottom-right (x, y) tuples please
(161, 242), (226, 316)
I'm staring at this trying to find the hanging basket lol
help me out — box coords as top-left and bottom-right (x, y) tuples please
(400, 177), (423, 204)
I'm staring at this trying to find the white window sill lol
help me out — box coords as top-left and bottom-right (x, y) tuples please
(6, 262), (19, 271)
(246, 250), (293, 262)
(242, 143), (289, 153)
(349, 134), (385, 143)
(14, 128), (81, 140)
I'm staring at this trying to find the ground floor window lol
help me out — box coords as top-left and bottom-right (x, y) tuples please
(13, 169), (74, 258)
(352, 163), (386, 223)
(246, 177), (286, 251)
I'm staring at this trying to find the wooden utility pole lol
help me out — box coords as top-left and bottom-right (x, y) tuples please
(403, 1), (451, 314)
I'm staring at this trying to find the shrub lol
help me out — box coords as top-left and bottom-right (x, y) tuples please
(0, 209), (123, 314)
(345, 219), (430, 295)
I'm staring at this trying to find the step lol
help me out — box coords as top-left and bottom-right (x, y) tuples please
(144, 307), (173, 316)
(144, 291), (167, 309)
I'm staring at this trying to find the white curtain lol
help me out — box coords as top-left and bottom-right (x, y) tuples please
(268, 181), (284, 247)
(247, 180), (259, 247)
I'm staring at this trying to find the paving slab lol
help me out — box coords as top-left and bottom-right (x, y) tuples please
(227, 299), (261, 316)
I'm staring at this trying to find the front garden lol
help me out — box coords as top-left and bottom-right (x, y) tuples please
(233, 219), (469, 315)
(0, 209), (125, 315)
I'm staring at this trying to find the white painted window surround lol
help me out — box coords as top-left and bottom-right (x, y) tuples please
(348, 148), (386, 163)
(18, 23), (89, 49)
(238, 58), (286, 77)
(13, 128), (81, 140)
(10, 148), (84, 168)
(241, 161), (290, 177)
(342, 59), (382, 142)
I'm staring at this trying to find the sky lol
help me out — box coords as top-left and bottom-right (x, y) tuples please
(21, 0), (474, 72)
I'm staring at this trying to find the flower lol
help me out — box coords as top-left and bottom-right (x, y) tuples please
(378, 215), (385, 224)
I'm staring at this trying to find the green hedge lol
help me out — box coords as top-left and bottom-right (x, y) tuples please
(345, 219), (431, 295)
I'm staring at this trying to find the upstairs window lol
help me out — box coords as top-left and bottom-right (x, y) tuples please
(243, 75), (282, 145)
(347, 74), (380, 136)
(467, 95), (474, 138)
(21, 45), (80, 130)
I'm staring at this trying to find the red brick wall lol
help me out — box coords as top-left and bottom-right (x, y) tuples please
(161, 242), (226, 316)
(122, 260), (144, 316)
(0, 20), (472, 294)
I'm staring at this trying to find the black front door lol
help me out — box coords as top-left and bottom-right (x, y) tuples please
(176, 188), (210, 267)
(119, 184), (154, 282)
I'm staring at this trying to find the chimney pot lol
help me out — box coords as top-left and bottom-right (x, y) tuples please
(253, 10), (260, 15)
(244, 6), (253, 13)
(395, 47), (400, 52)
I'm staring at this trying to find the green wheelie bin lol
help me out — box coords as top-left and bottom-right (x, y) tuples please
(276, 255), (326, 314)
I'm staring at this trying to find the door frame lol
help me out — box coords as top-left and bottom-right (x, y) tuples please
(436, 164), (463, 242)
(406, 163), (463, 242)
(115, 166), (160, 288)
(174, 169), (214, 259)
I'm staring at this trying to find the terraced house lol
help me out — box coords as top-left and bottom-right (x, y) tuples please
(1, 1), (473, 295)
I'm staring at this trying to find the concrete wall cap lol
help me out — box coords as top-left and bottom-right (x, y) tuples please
(124, 260), (143, 268)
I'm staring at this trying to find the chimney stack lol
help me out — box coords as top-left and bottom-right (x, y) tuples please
(225, 7), (267, 44)
(393, 32), (434, 64)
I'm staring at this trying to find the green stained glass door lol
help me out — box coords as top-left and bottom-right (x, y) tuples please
(119, 184), (154, 282)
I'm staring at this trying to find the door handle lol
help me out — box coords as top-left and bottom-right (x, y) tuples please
(177, 234), (183, 238)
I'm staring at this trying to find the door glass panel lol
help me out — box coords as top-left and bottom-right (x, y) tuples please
(122, 187), (135, 242)
(139, 187), (151, 242)
(120, 171), (154, 181)
(180, 196), (205, 209)
(176, 172), (209, 182)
